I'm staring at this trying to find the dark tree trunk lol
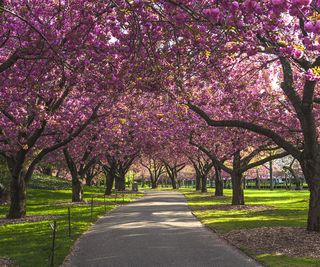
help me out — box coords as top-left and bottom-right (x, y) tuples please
(63, 148), (83, 202)
(201, 175), (207, 193)
(195, 176), (201, 191)
(151, 179), (157, 189)
(7, 154), (28, 219)
(302, 160), (320, 231)
(256, 170), (261, 190)
(231, 151), (244, 205)
(170, 176), (177, 189)
(214, 166), (223, 196)
(307, 184), (320, 231)
(105, 172), (115, 195)
(269, 160), (274, 190)
(72, 177), (83, 202)
(231, 171), (244, 205)
(8, 173), (26, 218)
(116, 174), (126, 191)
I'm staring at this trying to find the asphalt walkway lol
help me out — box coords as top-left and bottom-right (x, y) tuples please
(63, 190), (261, 267)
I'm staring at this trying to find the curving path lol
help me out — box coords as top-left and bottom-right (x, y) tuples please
(63, 190), (261, 267)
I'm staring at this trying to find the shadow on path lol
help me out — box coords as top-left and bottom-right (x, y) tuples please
(63, 191), (261, 267)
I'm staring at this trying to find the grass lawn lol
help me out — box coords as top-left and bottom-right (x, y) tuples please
(181, 188), (320, 267)
(0, 178), (143, 267)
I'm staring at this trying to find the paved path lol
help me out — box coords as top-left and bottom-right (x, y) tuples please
(64, 191), (261, 267)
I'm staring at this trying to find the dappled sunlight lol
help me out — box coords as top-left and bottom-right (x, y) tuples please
(185, 189), (309, 234)
(65, 190), (259, 267)
(132, 201), (186, 207)
(107, 219), (201, 230)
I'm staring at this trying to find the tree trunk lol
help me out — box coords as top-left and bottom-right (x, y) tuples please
(116, 174), (126, 191)
(201, 175), (207, 193)
(151, 179), (157, 189)
(72, 178), (83, 202)
(195, 176), (201, 191)
(7, 154), (28, 219)
(8, 173), (26, 218)
(170, 175), (177, 189)
(270, 160), (274, 190)
(231, 171), (244, 205)
(307, 183), (320, 231)
(256, 170), (261, 190)
(214, 166), (223, 196)
(302, 160), (320, 231)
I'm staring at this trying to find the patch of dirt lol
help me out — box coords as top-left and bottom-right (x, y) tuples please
(0, 215), (61, 226)
(0, 258), (16, 267)
(193, 204), (274, 212)
(223, 227), (320, 258)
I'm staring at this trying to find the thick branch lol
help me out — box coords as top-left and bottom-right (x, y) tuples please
(188, 102), (302, 160)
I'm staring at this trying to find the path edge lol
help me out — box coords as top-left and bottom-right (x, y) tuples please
(182, 192), (266, 267)
(60, 192), (146, 267)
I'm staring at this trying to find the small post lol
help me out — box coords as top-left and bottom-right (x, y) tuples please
(68, 207), (71, 237)
(115, 191), (117, 203)
(91, 196), (93, 220)
(123, 192), (125, 203)
(49, 221), (57, 267)
(104, 194), (106, 212)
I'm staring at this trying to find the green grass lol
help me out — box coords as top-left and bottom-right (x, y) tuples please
(182, 188), (320, 267)
(28, 174), (71, 190)
(0, 184), (143, 267)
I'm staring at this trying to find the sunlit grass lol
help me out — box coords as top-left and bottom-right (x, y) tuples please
(0, 186), (143, 267)
(182, 188), (319, 267)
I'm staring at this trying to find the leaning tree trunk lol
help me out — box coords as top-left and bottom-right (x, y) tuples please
(231, 171), (244, 205)
(195, 176), (201, 191)
(201, 175), (207, 193)
(214, 166), (223, 197)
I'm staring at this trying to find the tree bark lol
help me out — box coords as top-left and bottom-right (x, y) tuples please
(269, 160), (274, 190)
(170, 175), (177, 189)
(72, 179), (83, 202)
(307, 184), (320, 231)
(8, 173), (26, 218)
(231, 151), (244, 205)
(151, 179), (157, 189)
(302, 160), (320, 231)
(214, 165), (223, 196)
(105, 172), (114, 195)
(195, 176), (201, 191)
(231, 171), (244, 205)
(7, 154), (28, 218)
(201, 175), (207, 193)
(116, 174), (126, 191)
